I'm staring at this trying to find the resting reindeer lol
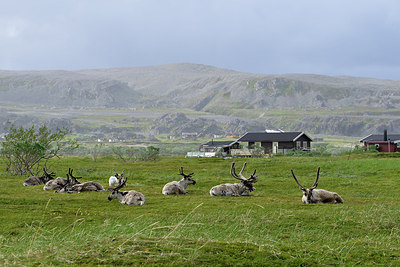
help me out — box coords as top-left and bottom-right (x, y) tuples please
(210, 162), (258, 196)
(57, 174), (105, 193)
(43, 168), (81, 191)
(291, 167), (343, 204)
(162, 167), (196, 195)
(23, 168), (55, 186)
(109, 169), (124, 187)
(107, 177), (146, 205)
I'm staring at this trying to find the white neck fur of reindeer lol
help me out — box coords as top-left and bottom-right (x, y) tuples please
(109, 169), (124, 187)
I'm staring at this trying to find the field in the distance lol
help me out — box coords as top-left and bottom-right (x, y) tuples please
(0, 155), (399, 266)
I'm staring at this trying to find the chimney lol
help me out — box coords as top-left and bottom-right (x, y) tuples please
(384, 129), (388, 141)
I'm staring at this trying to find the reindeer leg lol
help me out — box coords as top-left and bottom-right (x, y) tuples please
(179, 187), (187, 195)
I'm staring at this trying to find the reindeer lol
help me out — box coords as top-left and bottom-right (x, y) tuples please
(291, 167), (343, 204)
(210, 162), (258, 196)
(162, 167), (196, 195)
(43, 168), (81, 191)
(109, 169), (124, 187)
(57, 175), (105, 193)
(23, 168), (55, 186)
(107, 177), (146, 205)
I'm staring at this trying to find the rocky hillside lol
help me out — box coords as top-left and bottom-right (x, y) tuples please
(149, 113), (265, 137)
(1, 63), (400, 110)
(0, 70), (141, 108)
(1, 63), (400, 137)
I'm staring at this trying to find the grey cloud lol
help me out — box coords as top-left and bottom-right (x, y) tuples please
(1, 0), (400, 80)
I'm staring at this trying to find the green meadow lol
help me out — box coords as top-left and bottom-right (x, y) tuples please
(0, 154), (399, 266)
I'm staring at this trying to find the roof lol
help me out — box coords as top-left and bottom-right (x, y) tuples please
(202, 140), (237, 147)
(237, 132), (312, 142)
(360, 134), (400, 142)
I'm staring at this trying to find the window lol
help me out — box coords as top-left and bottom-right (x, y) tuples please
(296, 141), (301, 149)
(248, 142), (255, 149)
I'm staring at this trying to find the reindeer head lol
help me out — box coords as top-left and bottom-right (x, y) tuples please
(108, 177), (127, 201)
(67, 168), (81, 184)
(178, 167), (196, 185)
(42, 167), (55, 183)
(111, 168), (125, 186)
(291, 167), (320, 203)
(57, 168), (81, 193)
(231, 162), (258, 192)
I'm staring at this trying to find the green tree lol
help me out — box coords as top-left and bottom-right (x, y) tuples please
(111, 146), (139, 162)
(110, 145), (160, 162)
(91, 142), (104, 162)
(139, 146), (160, 161)
(1, 123), (78, 175)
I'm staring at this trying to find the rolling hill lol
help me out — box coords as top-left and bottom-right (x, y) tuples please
(1, 63), (400, 137)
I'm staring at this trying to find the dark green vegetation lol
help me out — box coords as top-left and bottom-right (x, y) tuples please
(1, 155), (399, 265)
(1, 123), (77, 175)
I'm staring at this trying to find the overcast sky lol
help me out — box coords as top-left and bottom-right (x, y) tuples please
(1, 0), (400, 80)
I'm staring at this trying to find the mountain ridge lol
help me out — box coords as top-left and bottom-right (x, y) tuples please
(1, 63), (400, 137)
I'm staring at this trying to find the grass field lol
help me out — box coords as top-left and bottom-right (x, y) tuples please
(0, 154), (399, 266)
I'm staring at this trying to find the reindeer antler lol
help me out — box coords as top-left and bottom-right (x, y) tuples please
(113, 169), (125, 177)
(231, 162), (245, 181)
(43, 167), (55, 178)
(114, 177), (127, 191)
(291, 169), (305, 190)
(68, 168), (82, 183)
(247, 169), (258, 183)
(179, 167), (194, 178)
(310, 167), (320, 190)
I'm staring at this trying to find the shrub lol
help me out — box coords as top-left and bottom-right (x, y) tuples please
(1, 123), (78, 175)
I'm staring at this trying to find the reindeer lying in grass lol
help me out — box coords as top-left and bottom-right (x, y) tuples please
(291, 167), (343, 204)
(43, 168), (81, 191)
(57, 174), (104, 193)
(162, 167), (196, 195)
(210, 162), (258, 196)
(23, 168), (55, 186)
(108, 177), (146, 205)
(109, 169), (124, 187)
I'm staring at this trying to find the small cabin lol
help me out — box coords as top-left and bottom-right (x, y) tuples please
(360, 130), (400, 152)
(199, 140), (239, 154)
(236, 131), (313, 154)
(186, 140), (238, 158)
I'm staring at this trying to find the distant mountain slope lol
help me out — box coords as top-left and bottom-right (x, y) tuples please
(2, 63), (400, 137)
(0, 70), (141, 108)
(1, 63), (400, 110)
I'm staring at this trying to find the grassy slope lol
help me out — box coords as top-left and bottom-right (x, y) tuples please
(0, 155), (399, 266)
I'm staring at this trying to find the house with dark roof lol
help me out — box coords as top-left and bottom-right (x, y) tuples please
(235, 131), (313, 154)
(360, 130), (400, 152)
(189, 131), (313, 158)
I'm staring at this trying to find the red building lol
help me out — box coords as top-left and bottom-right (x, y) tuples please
(360, 130), (400, 152)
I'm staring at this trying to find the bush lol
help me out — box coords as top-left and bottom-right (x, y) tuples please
(1, 123), (78, 175)
(111, 145), (160, 162)
(250, 144), (265, 158)
(284, 149), (331, 157)
(139, 146), (160, 161)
